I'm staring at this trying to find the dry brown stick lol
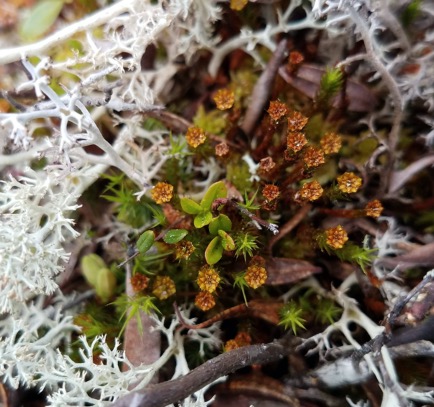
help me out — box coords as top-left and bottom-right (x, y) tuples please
(240, 38), (288, 136)
(268, 204), (311, 252)
(110, 333), (292, 407)
(173, 300), (281, 330)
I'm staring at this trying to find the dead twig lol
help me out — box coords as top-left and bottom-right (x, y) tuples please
(241, 38), (288, 136)
(174, 300), (282, 330)
(110, 333), (293, 407)
(352, 270), (434, 363)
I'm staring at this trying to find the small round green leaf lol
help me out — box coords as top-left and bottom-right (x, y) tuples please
(137, 230), (155, 253)
(205, 236), (224, 265)
(163, 229), (188, 244)
(180, 197), (202, 214)
(194, 211), (213, 228)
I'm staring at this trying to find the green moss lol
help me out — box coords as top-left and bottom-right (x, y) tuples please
(226, 158), (253, 192)
(342, 134), (379, 164)
(193, 105), (228, 135)
(401, 0), (422, 28)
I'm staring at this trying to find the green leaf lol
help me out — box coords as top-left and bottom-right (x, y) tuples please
(194, 211), (213, 228)
(19, 0), (66, 42)
(180, 197), (202, 214)
(218, 230), (236, 251)
(163, 229), (188, 244)
(209, 214), (232, 235)
(81, 254), (107, 287)
(136, 230), (155, 253)
(205, 236), (224, 265)
(95, 268), (117, 303)
(200, 181), (227, 211)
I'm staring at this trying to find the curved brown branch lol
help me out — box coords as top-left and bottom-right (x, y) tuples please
(110, 334), (292, 407)
(174, 300), (281, 330)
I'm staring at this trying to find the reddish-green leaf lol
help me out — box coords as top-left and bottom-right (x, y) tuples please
(205, 236), (224, 265)
(218, 230), (236, 251)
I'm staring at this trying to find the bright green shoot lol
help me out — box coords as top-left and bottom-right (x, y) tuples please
(113, 294), (161, 337)
(279, 301), (307, 335)
(233, 272), (249, 306)
(315, 298), (342, 325)
(317, 67), (343, 107)
(238, 189), (260, 211)
(234, 232), (259, 261)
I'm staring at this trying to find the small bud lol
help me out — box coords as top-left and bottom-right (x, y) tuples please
(303, 146), (325, 168)
(152, 276), (176, 300)
(151, 182), (174, 204)
(365, 199), (383, 218)
(267, 100), (289, 122)
(295, 180), (323, 202)
(197, 265), (220, 293)
(213, 88), (235, 110)
(174, 240), (195, 260)
(259, 157), (276, 173)
(320, 132), (342, 155)
(186, 126), (206, 148)
(215, 142), (230, 157)
(287, 131), (308, 153)
(287, 111), (308, 131)
(262, 184), (280, 202)
(195, 291), (216, 311)
(325, 225), (348, 249)
(245, 265), (267, 289)
(131, 273), (149, 293)
(337, 172), (362, 194)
